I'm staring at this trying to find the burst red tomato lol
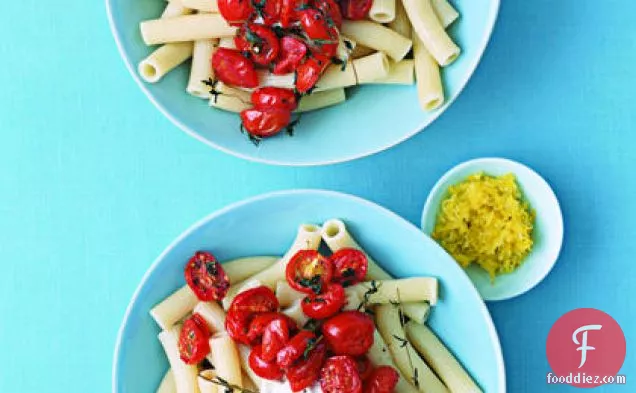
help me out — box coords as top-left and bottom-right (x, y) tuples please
(273, 36), (308, 75)
(261, 317), (293, 362)
(240, 108), (291, 138)
(178, 314), (211, 365)
(286, 342), (327, 391)
(260, 0), (282, 25)
(298, 8), (333, 40)
(249, 345), (285, 380)
(218, 0), (255, 24)
(340, 0), (373, 20)
(355, 356), (373, 381)
(276, 330), (317, 368)
(320, 356), (363, 393)
(295, 55), (330, 93)
(322, 311), (374, 356)
(280, 0), (306, 27)
(234, 24), (281, 66)
(226, 286), (279, 344)
(212, 48), (259, 88)
(302, 283), (345, 319)
(314, 0), (343, 28)
(328, 248), (368, 287)
(286, 250), (333, 294)
(252, 87), (298, 111)
(184, 251), (230, 301)
(364, 366), (400, 393)
(247, 312), (296, 344)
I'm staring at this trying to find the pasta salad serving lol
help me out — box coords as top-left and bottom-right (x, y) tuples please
(137, 0), (461, 144)
(151, 219), (482, 393)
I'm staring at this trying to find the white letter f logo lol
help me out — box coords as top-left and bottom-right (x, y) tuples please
(572, 324), (602, 368)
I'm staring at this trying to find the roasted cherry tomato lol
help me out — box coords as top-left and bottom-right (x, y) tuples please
(286, 250), (333, 294)
(249, 345), (285, 380)
(261, 0), (282, 25)
(309, 29), (338, 58)
(314, 0), (343, 28)
(355, 356), (373, 381)
(212, 48), (259, 88)
(364, 366), (400, 393)
(247, 312), (296, 344)
(178, 314), (211, 365)
(286, 342), (327, 391)
(320, 356), (363, 393)
(276, 330), (317, 369)
(295, 55), (330, 93)
(298, 8), (333, 40)
(262, 316), (292, 362)
(226, 286), (279, 344)
(340, 0), (373, 20)
(280, 0), (306, 27)
(218, 0), (255, 24)
(302, 283), (345, 319)
(240, 108), (291, 138)
(322, 311), (374, 356)
(184, 251), (230, 301)
(328, 248), (368, 287)
(273, 36), (308, 75)
(235, 24), (281, 66)
(252, 87), (298, 111)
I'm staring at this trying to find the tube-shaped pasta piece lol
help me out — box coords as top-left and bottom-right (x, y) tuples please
(401, 302), (431, 324)
(156, 369), (176, 393)
(315, 63), (357, 91)
(343, 288), (362, 311)
(353, 52), (390, 84)
(222, 279), (264, 310)
(257, 71), (296, 89)
(402, 0), (460, 66)
(162, 1), (194, 18)
(151, 285), (198, 330)
(282, 299), (310, 327)
(369, 0), (396, 23)
(187, 40), (218, 98)
(238, 344), (263, 388)
(158, 327), (201, 393)
(222, 256), (279, 283)
(341, 21), (412, 61)
(209, 94), (251, 113)
(349, 278), (439, 305)
(218, 36), (237, 49)
(297, 89), (346, 112)
(321, 219), (391, 280)
(351, 45), (376, 59)
(214, 82), (252, 103)
(376, 305), (448, 393)
(406, 322), (482, 393)
(322, 219), (433, 319)
(181, 0), (219, 13)
(367, 330), (420, 393)
(431, 0), (459, 28)
(193, 302), (226, 333)
(275, 281), (305, 308)
(197, 370), (218, 393)
(242, 373), (258, 391)
(388, 0), (412, 38)
(413, 29), (444, 111)
(139, 42), (193, 83)
(370, 60), (415, 85)
(209, 334), (242, 388)
(140, 14), (237, 45)
(223, 225), (322, 294)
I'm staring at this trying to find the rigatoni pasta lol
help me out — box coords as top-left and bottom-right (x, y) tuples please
(413, 29), (444, 110)
(158, 327), (200, 393)
(187, 40), (218, 98)
(341, 20), (412, 61)
(140, 14), (236, 45)
(369, 0), (397, 23)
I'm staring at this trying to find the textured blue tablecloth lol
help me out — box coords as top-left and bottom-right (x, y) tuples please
(0, 1), (633, 392)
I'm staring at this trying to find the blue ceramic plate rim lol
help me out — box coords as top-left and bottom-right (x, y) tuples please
(420, 157), (565, 301)
(112, 189), (505, 392)
(105, 1), (501, 166)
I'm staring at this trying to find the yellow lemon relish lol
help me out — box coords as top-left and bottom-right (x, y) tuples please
(432, 172), (535, 280)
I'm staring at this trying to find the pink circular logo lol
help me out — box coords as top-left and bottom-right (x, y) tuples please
(546, 308), (626, 387)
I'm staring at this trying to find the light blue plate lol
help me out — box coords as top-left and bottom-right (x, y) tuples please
(421, 158), (564, 301)
(112, 190), (505, 392)
(106, 1), (500, 166)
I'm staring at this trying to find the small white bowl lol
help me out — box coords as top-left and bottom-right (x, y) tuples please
(421, 158), (564, 301)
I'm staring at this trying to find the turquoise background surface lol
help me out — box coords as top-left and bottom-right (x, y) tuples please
(0, 1), (633, 392)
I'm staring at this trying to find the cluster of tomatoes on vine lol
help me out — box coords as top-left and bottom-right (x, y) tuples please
(211, 0), (372, 141)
